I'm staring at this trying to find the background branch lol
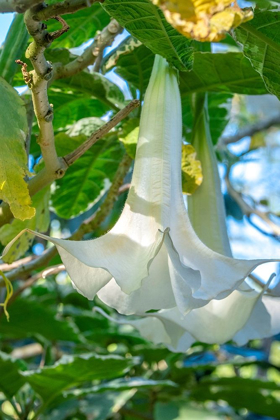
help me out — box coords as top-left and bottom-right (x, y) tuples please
(225, 167), (280, 239)
(218, 113), (280, 147)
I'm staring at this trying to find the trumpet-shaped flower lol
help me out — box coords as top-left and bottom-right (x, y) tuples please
(3, 56), (278, 315)
(97, 94), (280, 351)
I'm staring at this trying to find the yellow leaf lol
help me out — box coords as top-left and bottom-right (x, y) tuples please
(154, 0), (253, 42)
(0, 77), (35, 221)
(182, 144), (203, 194)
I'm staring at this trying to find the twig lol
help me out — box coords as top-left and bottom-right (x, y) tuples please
(218, 113), (280, 147)
(0, 0), (42, 13)
(64, 100), (139, 166)
(53, 19), (123, 80)
(0, 255), (35, 272)
(0, 154), (132, 286)
(225, 167), (280, 239)
(35, 0), (104, 21)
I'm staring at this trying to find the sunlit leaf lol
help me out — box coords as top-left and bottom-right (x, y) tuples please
(0, 187), (50, 263)
(0, 77), (34, 220)
(181, 144), (203, 194)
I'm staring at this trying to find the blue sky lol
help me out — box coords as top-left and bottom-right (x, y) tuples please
(0, 13), (14, 44)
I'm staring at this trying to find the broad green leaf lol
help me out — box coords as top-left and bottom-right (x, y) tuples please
(63, 378), (177, 399)
(119, 118), (140, 159)
(104, 38), (155, 98)
(23, 353), (135, 401)
(0, 187), (50, 263)
(0, 14), (29, 84)
(182, 93), (232, 144)
(180, 52), (268, 95)
(155, 402), (222, 420)
(49, 391), (136, 420)
(181, 144), (203, 195)
(0, 77), (34, 220)
(190, 377), (280, 419)
(102, 36), (142, 72)
(0, 351), (26, 398)
(49, 90), (108, 132)
(102, 0), (193, 71)
(234, 10), (280, 99)
(54, 70), (125, 110)
(0, 298), (82, 343)
(52, 132), (124, 218)
(45, 3), (110, 48)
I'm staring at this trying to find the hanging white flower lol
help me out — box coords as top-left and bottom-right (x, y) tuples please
(3, 56), (278, 315)
(96, 93), (280, 351)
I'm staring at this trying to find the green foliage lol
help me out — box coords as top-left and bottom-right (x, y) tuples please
(102, 0), (193, 71)
(0, 352), (26, 398)
(0, 14), (29, 84)
(234, 10), (280, 99)
(180, 52), (268, 95)
(46, 3), (110, 48)
(0, 78), (34, 220)
(0, 187), (50, 262)
(52, 131), (125, 218)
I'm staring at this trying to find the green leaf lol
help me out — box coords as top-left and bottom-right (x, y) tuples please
(46, 3), (110, 48)
(0, 351), (26, 398)
(0, 187), (50, 263)
(0, 298), (82, 343)
(119, 118), (140, 159)
(155, 402), (222, 420)
(49, 90), (108, 132)
(23, 353), (135, 401)
(104, 38), (155, 99)
(54, 70), (125, 110)
(182, 93), (232, 145)
(63, 378), (177, 399)
(0, 14), (29, 84)
(0, 77), (34, 220)
(180, 52), (268, 96)
(190, 377), (280, 419)
(102, 0), (193, 71)
(234, 11), (280, 99)
(52, 132), (124, 219)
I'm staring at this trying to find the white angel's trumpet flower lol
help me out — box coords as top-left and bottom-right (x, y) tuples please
(3, 56), (278, 315)
(98, 94), (280, 352)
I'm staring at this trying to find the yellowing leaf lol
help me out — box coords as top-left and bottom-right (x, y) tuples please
(0, 187), (50, 263)
(182, 144), (203, 194)
(0, 77), (35, 220)
(154, 0), (253, 42)
(119, 118), (140, 159)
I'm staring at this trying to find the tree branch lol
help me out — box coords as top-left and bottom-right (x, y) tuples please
(64, 100), (139, 166)
(0, 153), (132, 286)
(0, 0), (42, 13)
(36, 0), (104, 21)
(225, 167), (280, 239)
(23, 7), (69, 175)
(53, 19), (122, 80)
(218, 113), (280, 147)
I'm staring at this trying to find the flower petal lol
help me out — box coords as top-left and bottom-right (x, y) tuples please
(98, 244), (176, 315)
